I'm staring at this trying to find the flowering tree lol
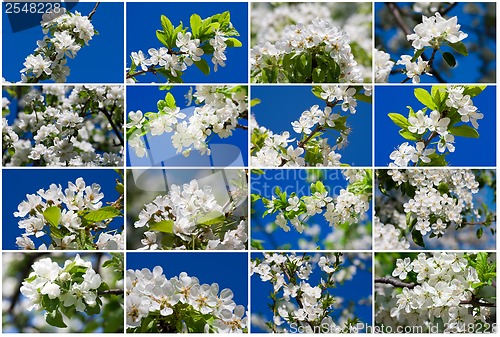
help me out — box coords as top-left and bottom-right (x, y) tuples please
(251, 2), (372, 83)
(251, 252), (372, 333)
(376, 169), (496, 250)
(127, 85), (247, 162)
(375, 252), (496, 332)
(128, 169), (247, 250)
(3, 253), (124, 332)
(127, 11), (241, 83)
(386, 85), (486, 167)
(13, 173), (124, 250)
(126, 266), (247, 332)
(375, 3), (495, 83)
(251, 169), (372, 250)
(2, 85), (124, 166)
(17, 4), (99, 83)
(251, 85), (371, 167)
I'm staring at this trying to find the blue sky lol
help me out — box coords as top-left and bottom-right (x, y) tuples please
(375, 2), (496, 83)
(375, 85), (496, 166)
(251, 253), (372, 333)
(126, 252), (248, 309)
(2, 2), (124, 83)
(251, 86), (372, 166)
(126, 2), (248, 83)
(251, 169), (371, 250)
(2, 169), (123, 249)
(126, 85), (248, 167)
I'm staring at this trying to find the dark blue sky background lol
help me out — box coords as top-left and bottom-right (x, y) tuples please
(251, 86), (372, 166)
(126, 85), (248, 167)
(2, 169), (123, 249)
(126, 252), (248, 309)
(126, 2), (248, 83)
(251, 169), (372, 250)
(251, 253), (372, 333)
(2, 2), (124, 83)
(375, 2), (496, 83)
(375, 85), (496, 166)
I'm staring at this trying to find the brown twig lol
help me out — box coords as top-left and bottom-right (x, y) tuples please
(88, 2), (100, 20)
(375, 277), (416, 289)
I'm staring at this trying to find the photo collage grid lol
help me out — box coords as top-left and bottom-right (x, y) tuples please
(0, 0), (497, 334)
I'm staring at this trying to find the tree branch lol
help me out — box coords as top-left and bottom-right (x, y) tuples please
(375, 277), (416, 289)
(99, 107), (124, 147)
(441, 2), (459, 16)
(88, 2), (100, 20)
(99, 289), (124, 296)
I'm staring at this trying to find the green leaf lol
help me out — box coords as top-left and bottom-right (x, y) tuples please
(160, 15), (174, 38)
(388, 113), (410, 129)
(225, 37), (242, 47)
(250, 98), (261, 107)
(411, 229), (425, 247)
(156, 30), (169, 48)
(476, 227), (484, 239)
(315, 181), (326, 194)
(218, 11), (230, 27)
(43, 206), (61, 227)
(411, 48), (425, 62)
(421, 153), (448, 166)
(190, 14), (202, 38)
(46, 310), (67, 328)
(194, 59), (210, 76)
(85, 303), (101, 315)
(463, 85), (486, 98)
(399, 129), (419, 141)
(150, 220), (174, 233)
(449, 125), (479, 138)
(83, 206), (122, 223)
(165, 92), (176, 109)
(414, 88), (437, 110)
(442, 52), (456, 67)
(197, 210), (225, 226)
(448, 41), (468, 56)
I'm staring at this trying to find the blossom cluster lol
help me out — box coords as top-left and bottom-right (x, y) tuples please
(127, 85), (247, 158)
(127, 11), (241, 82)
(445, 86), (484, 129)
(397, 12), (467, 83)
(374, 49), (394, 83)
(251, 85), (369, 167)
(374, 216), (411, 250)
(3, 85), (124, 167)
(251, 2), (372, 82)
(258, 170), (370, 235)
(126, 267), (247, 333)
(407, 12), (468, 50)
(376, 253), (492, 332)
(20, 255), (102, 314)
(14, 177), (123, 250)
(385, 169), (479, 237)
(134, 179), (247, 250)
(251, 20), (362, 83)
(130, 32), (205, 79)
(21, 11), (95, 82)
(389, 86), (483, 167)
(251, 253), (366, 333)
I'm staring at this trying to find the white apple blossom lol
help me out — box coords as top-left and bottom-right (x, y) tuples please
(376, 253), (492, 332)
(133, 178), (247, 250)
(13, 177), (123, 250)
(126, 267), (247, 333)
(21, 10), (95, 82)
